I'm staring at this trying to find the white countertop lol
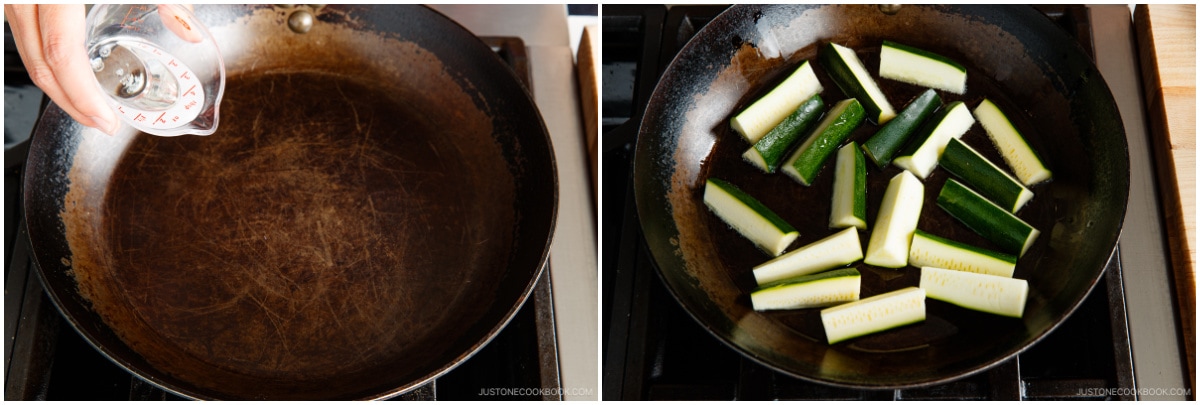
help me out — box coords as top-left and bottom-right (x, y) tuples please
(1092, 5), (1189, 400)
(430, 5), (598, 400)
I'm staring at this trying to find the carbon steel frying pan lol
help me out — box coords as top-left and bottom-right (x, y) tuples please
(634, 4), (1128, 388)
(23, 5), (556, 400)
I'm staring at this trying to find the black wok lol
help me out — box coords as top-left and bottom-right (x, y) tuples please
(634, 5), (1128, 388)
(23, 5), (556, 400)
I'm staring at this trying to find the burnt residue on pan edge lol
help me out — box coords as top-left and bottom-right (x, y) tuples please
(59, 11), (518, 395)
(652, 4), (1103, 386)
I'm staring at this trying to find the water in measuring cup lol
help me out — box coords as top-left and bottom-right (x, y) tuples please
(90, 39), (179, 111)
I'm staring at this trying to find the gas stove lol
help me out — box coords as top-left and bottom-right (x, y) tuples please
(602, 5), (1188, 400)
(5, 5), (596, 401)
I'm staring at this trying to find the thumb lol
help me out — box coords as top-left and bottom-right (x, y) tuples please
(158, 5), (203, 44)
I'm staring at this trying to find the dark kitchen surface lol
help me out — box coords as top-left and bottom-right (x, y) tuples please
(602, 5), (1137, 400)
(4, 25), (560, 400)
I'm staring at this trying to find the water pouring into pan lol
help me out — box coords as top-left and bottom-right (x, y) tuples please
(24, 5), (556, 400)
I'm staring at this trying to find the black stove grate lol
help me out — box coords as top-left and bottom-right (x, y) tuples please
(3, 29), (560, 401)
(601, 5), (1136, 401)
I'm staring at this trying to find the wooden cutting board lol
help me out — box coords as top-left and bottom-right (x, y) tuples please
(1133, 4), (1195, 397)
(577, 24), (599, 203)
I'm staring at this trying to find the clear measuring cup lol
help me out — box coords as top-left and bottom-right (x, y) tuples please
(86, 4), (225, 137)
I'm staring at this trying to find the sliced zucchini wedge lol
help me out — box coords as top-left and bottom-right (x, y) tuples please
(781, 98), (866, 186)
(864, 171), (924, 268)
(936, 178), (1040, 257)
(751, 268), (862, 311)
(909, 229), (1017, 278)
(920, 267), (1029, 318)
(939, 138), (1034, 213)
(704, 178), (799, 257)
(879, 40), (968, 94)
(753, 227), (863, 285)
(819, 42), (896, 125)
(731, 60), (824, 144)
(861, 89), (941, 169)
(830, 142), (868, 230)
(742, 94), (825, 173)
(974, 99), (1052, 186)
(821, 286), (926, 344)
(892, 101), (975, 180)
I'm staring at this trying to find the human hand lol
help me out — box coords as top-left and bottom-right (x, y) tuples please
(158, 5), (203, 44)
(5, 4), (120, 134)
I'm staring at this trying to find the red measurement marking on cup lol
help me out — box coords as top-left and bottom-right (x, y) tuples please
(107, 42), (207, 133)
(119, 7), (140, 31)
(120, 7), (135, 25)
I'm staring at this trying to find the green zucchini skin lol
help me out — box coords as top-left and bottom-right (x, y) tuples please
(782, 98), (866, 186)
(909, 229), (1017, 278)
(757, 268), (862, 290)
(939, 138), (1034, 213)
(830, 142), (868, 230)
(751, 268), (861, 311)
(704, 178), (799, 256)
(881, 41), (967, 74)
(819, 42), (895, 125)
(896, 103), (955, 158)
(861, 89), (941, 169)
(892, 101), (975, 179)
(753, 226), (862, 285)
(743, 95), (826, 173)
(879, 40), (968, 94)
(731, 61), (824, 144)
(936, 178), (1039, 257)
(974, 99), (1053, 186)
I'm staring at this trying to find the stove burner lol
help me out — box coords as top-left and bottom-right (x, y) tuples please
(4, 32), (560, 401)
(601, 5), (1135, 400)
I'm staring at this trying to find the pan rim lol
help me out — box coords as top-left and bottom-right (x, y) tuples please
(633, 3), (1130, 389)
(21, 4), (559, 400)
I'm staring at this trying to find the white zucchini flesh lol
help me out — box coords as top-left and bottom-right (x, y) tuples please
(742, 94), (825, 173)
(974, 99), (1053, 186)
(939, 138), (1034, 213)
(830, 142), (867, 230)
(731, 61), (824, 144)
(864, 171), (924, 268)
(703, 179), (799, 257)
(821, 287), (926, 344)
(920, 267), (1029, 318)
(825, 42), (897, 124)
(937, 178), (1041, 257)
(780, 98), (865, 186)
(893, 102), (976, 180)
(753, 227), (863, 285)
(879, 41), (967, 94)
(908, 230), (1017, 278)
(751, 268), (861, 311)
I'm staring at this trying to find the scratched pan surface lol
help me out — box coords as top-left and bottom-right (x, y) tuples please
(23, 5), (556, 400)
(634, 5), (1128, 388)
